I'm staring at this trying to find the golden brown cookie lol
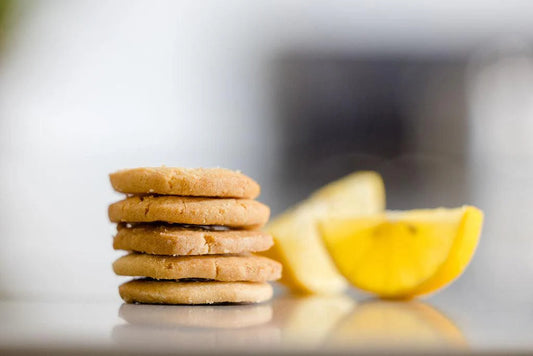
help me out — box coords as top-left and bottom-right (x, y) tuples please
(119, 279), (273, 304)
(109, 167), (260, 199)
(113, 253), (282, 282)
(114, 224), (273, 256)
(108, 196), (270, 228)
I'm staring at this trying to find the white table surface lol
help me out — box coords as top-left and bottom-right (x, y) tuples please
(1, 288), (532, 355)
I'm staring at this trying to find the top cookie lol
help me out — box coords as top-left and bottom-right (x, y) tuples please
(109, 167), (260, 199)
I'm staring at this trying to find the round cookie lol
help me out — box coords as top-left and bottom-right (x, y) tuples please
(108, 196), (270, 228)
(119, 280), (273, 304)
(109, 167), (260, 199)
(113, 253), (282, 282)
(114, 224), (273, 256)
(118, 302), (273, 328)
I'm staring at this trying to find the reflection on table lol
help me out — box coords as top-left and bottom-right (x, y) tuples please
(271, 295), (356, 349)
(113, 303), (279, 352)
(118, 303), (273, 329)
(113, 295), (467, 352)
(327, 300), (467, 351)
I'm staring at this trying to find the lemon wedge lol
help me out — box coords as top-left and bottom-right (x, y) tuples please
(264, 172), (385, 294)
(318, 206), (483, 298)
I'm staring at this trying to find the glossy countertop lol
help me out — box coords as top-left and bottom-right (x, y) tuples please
(1, 287), (532, 355)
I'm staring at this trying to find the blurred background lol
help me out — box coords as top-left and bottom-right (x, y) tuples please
(1, 1), (533, 341)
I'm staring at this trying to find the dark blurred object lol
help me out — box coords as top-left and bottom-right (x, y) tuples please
(275, 54), (469, 210)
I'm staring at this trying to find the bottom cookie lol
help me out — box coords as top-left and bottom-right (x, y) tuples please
(119, 279), (273, 305)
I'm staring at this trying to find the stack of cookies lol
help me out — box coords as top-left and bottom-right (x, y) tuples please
(108, 167), (281, 305)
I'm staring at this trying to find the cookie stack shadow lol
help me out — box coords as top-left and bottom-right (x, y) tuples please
(108, 167), (281, 305)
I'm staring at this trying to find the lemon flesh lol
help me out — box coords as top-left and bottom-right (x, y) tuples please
(413, 207), (483, 295)
(264, 172), (385, 295)
(319, 206), (483, 298)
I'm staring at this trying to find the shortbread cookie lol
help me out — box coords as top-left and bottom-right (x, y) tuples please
(110, 167), (260, 199)
(118, 303), (272, 328)
(113, 253), (282, 282)
(119, 279), (273, 304)
(108, 196), (270, 228)
(114, 224), (273, 256)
